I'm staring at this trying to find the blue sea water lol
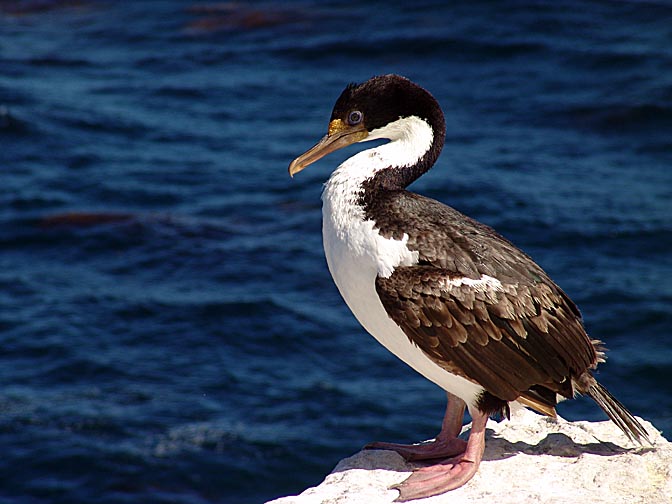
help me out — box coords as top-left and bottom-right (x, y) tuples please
(1, 1), (671, 502)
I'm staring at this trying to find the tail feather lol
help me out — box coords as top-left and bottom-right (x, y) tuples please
(584, 378), (651, 445)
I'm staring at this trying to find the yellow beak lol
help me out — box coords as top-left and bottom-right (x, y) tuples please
(288, 119), (368, 177)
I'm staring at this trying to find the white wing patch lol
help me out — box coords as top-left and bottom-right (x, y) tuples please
(440, 274), (504, 293)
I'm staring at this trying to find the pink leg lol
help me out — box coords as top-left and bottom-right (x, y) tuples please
(392, 408), (488, 502)
(366, 392), (467, 461)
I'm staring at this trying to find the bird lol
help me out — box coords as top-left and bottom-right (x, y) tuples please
(288, 74), (649, 502)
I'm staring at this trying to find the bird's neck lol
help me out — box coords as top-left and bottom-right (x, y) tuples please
(360, 113), (445, 192)
(322, 114), (445, 231)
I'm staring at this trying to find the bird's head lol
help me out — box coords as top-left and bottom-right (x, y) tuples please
(289, 74), (445, 177)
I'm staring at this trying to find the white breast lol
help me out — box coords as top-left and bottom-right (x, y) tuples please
(320, 144), (484, 408)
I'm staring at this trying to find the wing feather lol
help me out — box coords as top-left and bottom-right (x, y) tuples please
(367, 190), (598, 408)
(375, 265), (597, 404)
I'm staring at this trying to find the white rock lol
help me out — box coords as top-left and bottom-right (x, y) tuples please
(267, 409), (671, 504)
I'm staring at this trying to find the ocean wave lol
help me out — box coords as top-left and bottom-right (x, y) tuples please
(558, 102), (672, 133)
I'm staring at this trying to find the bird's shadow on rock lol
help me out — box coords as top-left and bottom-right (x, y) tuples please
(344, 427), (649, 473)
(481, 429), (630, 461)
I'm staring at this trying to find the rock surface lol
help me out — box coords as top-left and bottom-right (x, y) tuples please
(267, 409), (671, 504)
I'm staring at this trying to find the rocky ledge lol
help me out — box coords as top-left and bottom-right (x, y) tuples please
(267, 408), (671, 504)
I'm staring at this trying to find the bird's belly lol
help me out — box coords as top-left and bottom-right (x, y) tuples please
(322, 221), (483, 407)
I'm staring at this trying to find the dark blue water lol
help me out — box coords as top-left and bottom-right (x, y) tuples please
(1, 1), (671, 502)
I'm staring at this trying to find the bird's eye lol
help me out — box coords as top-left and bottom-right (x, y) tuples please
(348, 110), (363, 125)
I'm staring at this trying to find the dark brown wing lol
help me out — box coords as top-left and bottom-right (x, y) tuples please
(375, 265), (598, 404)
